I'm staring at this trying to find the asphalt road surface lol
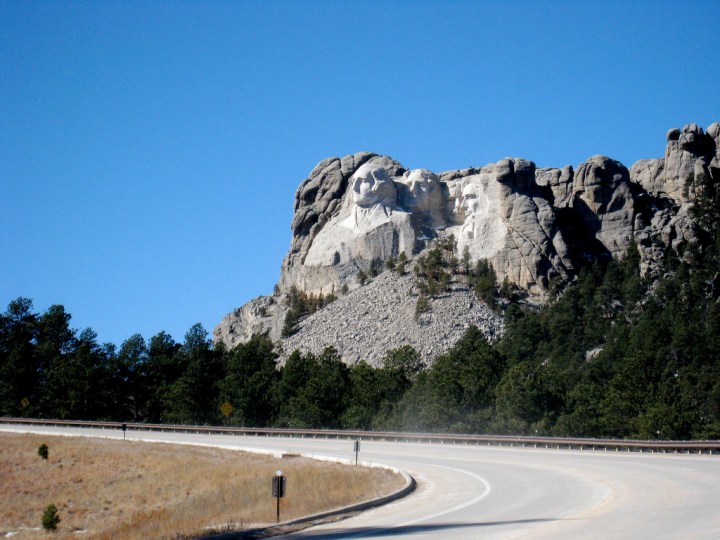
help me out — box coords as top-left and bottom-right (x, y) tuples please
(2, 425), (719, 539)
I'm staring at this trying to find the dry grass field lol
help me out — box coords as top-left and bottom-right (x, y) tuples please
(0, 433), (405, 539)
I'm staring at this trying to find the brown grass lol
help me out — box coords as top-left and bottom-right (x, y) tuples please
(0, 433), (405, 539)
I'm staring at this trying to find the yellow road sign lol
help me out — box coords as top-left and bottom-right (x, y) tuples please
(219, 401), (234, 417)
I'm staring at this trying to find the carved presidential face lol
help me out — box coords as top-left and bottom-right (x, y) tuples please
(460, 184), (480, 217)
(351, 163), (397, 208)
(404, 169), (440, 210)
(442, 181), (464, 224)
(406, 169), (434, 193)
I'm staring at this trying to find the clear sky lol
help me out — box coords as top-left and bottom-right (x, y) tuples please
(2, 0), (719, 347)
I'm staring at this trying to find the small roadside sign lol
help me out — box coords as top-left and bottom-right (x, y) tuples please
(220, 401), (234, 417)
(353, 440), (360, 465)
(272, 471), (286, 522)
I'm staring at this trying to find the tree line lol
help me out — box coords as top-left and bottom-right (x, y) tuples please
(3, 176), (720, 438)
(1, 239), (719, 439)
(0, 301), (422, 430)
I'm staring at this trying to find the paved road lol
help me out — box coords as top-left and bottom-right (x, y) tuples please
(2, 425), (719, 539)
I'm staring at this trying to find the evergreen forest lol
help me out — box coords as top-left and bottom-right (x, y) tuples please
(2, 233), (719, 440)
(3, 182), (720, 440)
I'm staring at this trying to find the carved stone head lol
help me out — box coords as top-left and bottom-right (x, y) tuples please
(401, 169), (447, 227)
(402, 169), (438, 208)
(351, 163), (397, 208)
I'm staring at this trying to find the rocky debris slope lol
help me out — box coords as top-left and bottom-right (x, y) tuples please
(215, 122), (720, 362)
(277, 270), (503, 367)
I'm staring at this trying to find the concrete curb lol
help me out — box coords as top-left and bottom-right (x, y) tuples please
(203, 456), (416, 539)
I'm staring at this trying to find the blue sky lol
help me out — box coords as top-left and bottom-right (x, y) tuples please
(2, 0), (719, 347)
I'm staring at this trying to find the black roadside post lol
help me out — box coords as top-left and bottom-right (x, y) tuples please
(353, 440), (360, 466)
(272, 470), (286, 523)
(121, 423), (127, 441)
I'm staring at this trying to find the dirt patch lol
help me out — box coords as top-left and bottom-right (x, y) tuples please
(0, 433), (405, 539)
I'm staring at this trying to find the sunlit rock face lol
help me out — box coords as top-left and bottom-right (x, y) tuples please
(632, 123), (718, 204)
(571, 155), (635, 259)
(630, 122), (720, 277)
(279, 155), (577, 298)
(278, 156), (417, 296)
(398, 168), (447, 230)
(441, 158), (572, 294)
(304, 162), (422, 293)
(215, 122), (720, 350)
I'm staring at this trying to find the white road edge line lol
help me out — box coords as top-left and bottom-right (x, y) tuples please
(399, 463), (492, 527)
(335, 462), (492, 539)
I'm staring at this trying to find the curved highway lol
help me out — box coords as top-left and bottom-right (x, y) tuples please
(2, 425), (719, 539)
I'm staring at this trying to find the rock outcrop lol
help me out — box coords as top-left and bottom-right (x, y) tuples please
(282, 155), (582, 299)
(281, 157), (415, 296)
(630, 122), (720, 276)
(571, 155), (635, 259)
(215, 122), (720, 364)
(441, 158), (573, 293)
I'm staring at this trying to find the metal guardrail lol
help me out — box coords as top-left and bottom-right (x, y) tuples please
(1, 417), (718, 454)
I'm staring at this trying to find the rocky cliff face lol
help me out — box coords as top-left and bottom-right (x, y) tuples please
(215, 122), (720, 364)
(631, 123), (720, 276)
